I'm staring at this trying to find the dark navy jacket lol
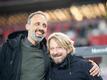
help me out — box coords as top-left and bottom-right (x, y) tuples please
(48, 54), (103, 80)
(0, 31), (50, 80)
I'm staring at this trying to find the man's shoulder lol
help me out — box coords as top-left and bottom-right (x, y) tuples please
(70, 55), (91, 68)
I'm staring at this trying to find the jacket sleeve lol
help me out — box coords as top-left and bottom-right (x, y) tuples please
(0, 44), (4, 79)
(0, 45), (3, 71)
(82, 60), (103, 80)
(0, 43), (7, 80)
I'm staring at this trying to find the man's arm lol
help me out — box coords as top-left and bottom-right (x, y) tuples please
(89, 60), (100, 76)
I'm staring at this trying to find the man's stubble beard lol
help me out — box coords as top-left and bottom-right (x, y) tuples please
(31, 31), (44, 43)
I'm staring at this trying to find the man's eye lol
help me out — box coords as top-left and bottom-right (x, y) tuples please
(50, 48), (54, 50)
(35, 22), (40, 26)
(57, 47), (62, 49)
(43, 23), (47, 28)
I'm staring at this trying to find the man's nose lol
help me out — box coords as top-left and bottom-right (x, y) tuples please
(53, 49), (58, 55)
(38, 24), (44, 29)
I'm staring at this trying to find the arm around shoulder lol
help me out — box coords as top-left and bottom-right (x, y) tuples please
(82, 60), (103, 80)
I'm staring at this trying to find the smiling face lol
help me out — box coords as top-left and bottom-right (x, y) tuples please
(49, 39), (68, 64)
(47, 32), (75, 64)
(26, 14), (48, 45)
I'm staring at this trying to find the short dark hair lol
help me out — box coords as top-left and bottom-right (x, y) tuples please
(27, 11), (47, 24)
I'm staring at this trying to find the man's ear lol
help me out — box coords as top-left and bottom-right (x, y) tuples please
(67, 49), (70, 54)
(67, 49), (72, 54)
(25, 24), (29, 30)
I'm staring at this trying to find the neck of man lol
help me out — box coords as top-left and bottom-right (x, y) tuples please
(27, 37), (38, 45)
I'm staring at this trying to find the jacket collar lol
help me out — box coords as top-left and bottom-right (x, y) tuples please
(7, 30), (47, 50)
(51, 53), (84, 70)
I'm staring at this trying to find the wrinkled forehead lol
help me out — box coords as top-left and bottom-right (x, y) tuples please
(51, 38), (62, 46)
(32, 14), (47, 20)
(30, 14), (48, 24)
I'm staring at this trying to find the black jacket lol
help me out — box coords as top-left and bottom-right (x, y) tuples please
(0, 31), (49, 80)
(48, 54), (103, 80)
